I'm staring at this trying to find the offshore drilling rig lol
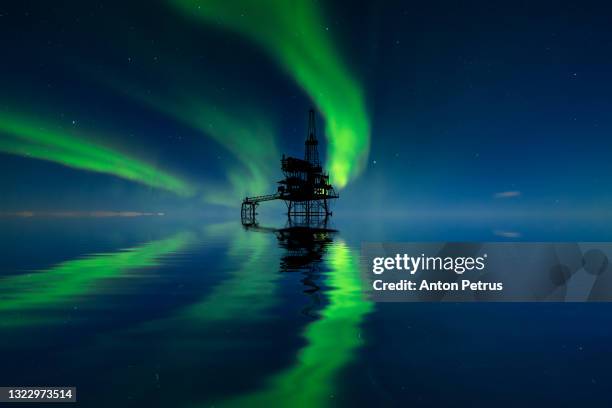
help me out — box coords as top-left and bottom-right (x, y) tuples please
(241, 109), (339, 226)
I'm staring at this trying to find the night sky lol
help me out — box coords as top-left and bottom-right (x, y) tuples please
(2, 0), (612, 219)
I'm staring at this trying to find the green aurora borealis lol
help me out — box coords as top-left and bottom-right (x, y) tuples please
(171, 0), (370, 189)
(117, 85), (281, 206)
(1, 0), (371, 205)
(0, 111), (196, 197)
(168, 106), (279, 206)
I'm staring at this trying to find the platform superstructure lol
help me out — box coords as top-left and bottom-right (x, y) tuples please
(241, 109), (338, 225)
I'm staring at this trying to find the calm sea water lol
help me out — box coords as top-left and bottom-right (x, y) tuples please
(1, 215), (612, 407)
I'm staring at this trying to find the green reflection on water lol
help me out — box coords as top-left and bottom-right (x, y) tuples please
(0, 232), (192, 327)
(182, 223), (280, 322)
(218, 240), (374, 408)
(129, 222), (279, 334)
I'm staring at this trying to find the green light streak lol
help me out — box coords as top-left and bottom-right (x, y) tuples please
(219, 241), (374, 407)
(0, 232), (193, 327)
(199, 110), (279, 206)
(87, 223), (279, 365)
(132, 222), (279, 329)
(182, 222), (280, 321)
(0, 111), (196, 196)
(132, 95), (279, 205)
(86, 28), (281, 204)
(171, 0), (370, 188)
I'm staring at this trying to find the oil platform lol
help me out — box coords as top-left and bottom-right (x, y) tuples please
(241, 109), (339, 225)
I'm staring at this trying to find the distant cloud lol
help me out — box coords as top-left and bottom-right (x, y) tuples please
(493, 230), (522, 238)
(494, 191), (521, 199)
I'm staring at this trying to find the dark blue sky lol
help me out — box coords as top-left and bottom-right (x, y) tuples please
(1, 0), (611, 217)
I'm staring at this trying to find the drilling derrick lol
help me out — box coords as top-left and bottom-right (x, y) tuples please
(241, 109), (339, 225)
(305, 109), (319, 166)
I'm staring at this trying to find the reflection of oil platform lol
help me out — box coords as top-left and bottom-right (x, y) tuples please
(241, 109), (339, 225)
(243, 221), (336, 314)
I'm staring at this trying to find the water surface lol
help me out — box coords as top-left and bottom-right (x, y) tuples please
(1, 215), (612, 407)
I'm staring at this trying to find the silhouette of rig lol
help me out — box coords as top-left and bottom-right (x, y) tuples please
(241, 109), (339, 226)
(243, 220), (337, 316)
